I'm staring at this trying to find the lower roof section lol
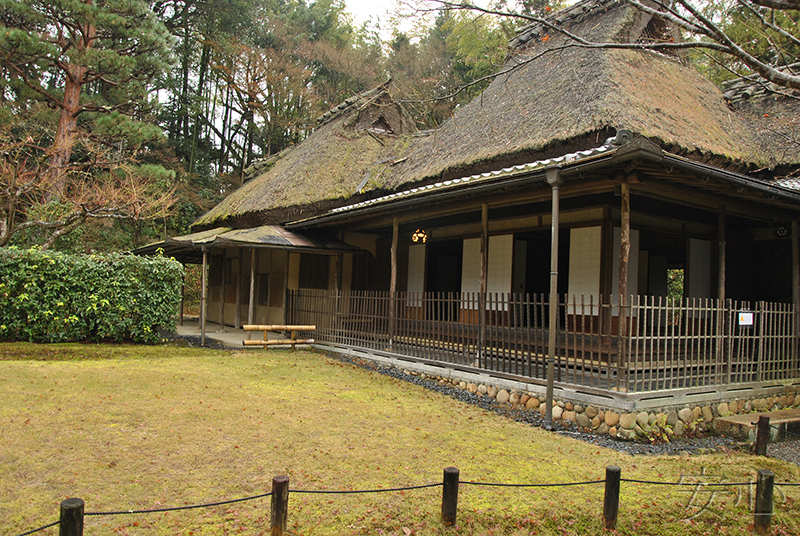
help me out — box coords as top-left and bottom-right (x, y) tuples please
(132, 224), (361, 264)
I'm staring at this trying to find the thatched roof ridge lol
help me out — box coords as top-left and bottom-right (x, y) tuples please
(721, 67), (800, 172)
(194, 84), (422, 230)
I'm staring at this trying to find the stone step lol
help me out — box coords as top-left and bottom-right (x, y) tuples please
(716, 408), (800, 442)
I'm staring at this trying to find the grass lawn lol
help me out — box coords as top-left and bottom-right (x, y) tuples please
(2, 342), (799, 536)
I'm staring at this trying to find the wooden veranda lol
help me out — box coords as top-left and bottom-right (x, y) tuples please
(288, 290), (799, 395)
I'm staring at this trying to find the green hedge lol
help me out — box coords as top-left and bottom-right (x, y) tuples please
(0, 248), (183, 343)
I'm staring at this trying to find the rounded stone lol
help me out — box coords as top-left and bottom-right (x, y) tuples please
(666, 410), (678, 427)
(565, 402), (574, 411)
(767, 396), (775, 409)
(678, 408), (693, 423)
(673, 420), (685, 436)
(692, 407), (702, 421)
(788, 394), (796, 407)
(557, 400), (566, 409)
(597, 410), (605, 423)
(585, 406), (599, 419)
(510, 393), (521, 405)
(618, 428), (636, 441)
(459, 381), (467, 389)
(702, 406), (713, 423)
(636, 412), (649, 428)
(745, 401), (752, 412)
(609, 426), (618, 438)
(779, 395), (788, 408)
(488, 387), (498, 399)
(717, 402), (729, 417)
(605, 411), (620, 427)
(520, 394), (530, 406)
(562, 410), (577, 423)
(619, 413), (637, 430)
(467, 383), (478, 394)
(478, 384), (488, 395)
(648, 413), (659, 426)
(591, 415), (601, 428)
(497, 389), (510, 404)
(526, 398), (540, 411)
(597, 423), (609, 435)
(574, 404), (584, 414)
(576, 413), (591, 428)
(552, 405), (563, 420)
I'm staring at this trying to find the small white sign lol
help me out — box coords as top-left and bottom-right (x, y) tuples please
(739, 312), (754, 326)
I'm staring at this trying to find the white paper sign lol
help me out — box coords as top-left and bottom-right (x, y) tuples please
(738, 312), (754, 326)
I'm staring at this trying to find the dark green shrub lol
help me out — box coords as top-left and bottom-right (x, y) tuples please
(0, 248), (183, 343)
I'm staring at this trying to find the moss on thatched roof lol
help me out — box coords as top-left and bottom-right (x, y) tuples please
(382, 0), (766, 193)
(195, 0), (788, 230)
(195, 85), (421, 229)
(722, 73), (800, 171)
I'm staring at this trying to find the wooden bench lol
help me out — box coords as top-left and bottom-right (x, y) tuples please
(242, 325), (316, 350)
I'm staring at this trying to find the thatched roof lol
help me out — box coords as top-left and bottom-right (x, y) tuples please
(194, 83), (421, 229)
(382, 0), (767, 192)
(722, 70), (800, 174)
(194, 0), (793, 231)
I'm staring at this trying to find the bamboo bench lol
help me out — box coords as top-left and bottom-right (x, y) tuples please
(242, 325), (316, 350)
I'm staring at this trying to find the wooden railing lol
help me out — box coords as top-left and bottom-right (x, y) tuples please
(287, 291), (798, 393)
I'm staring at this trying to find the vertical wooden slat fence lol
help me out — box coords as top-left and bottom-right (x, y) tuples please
(289, 291), (797, 394)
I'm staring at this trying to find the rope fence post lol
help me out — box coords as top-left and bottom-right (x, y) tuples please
(603, 465), (621, 530)
(441, 467), (459, 526)
(755, 416), (770, 456)
(59, 498), (84, 536)
(271, 475), (289, 536)
(754, 469), (774, 535)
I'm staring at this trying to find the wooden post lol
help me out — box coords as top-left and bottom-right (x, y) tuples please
(754, 469), (774, 535)
(603, 465), (621, 530)
(180, 263), (185, 327)
(755, 415), (770, 456)
(478, 203), (488, 366)
(59, 498), (84, 536)
(545, 167), (562, 429)
(218, 252), (227, 332)
(271, 475), (289, 536)
(235, 249), (243, 329)
(388, 217), (398, 348)
(717, 205), (726, 303)
(617, 180), (631, 391)
(441, 466), (459, 526)
(792, 221), (799, 354)
(248, 248), (256, 339)
(201, 247), (208, 347)
(718, 206), (726, 374)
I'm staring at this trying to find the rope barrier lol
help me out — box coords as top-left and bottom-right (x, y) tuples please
(86, 491), (273, 516)
(14, 475), (800, 536)
(621, 478), (754, 487)
(768, 423), (800, 439)
(15, 521), (58, 536)
(461, 479), (604, 488)
(290, 482), (442, 494)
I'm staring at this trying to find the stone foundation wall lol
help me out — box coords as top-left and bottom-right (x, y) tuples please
(414, 370), (799, 442)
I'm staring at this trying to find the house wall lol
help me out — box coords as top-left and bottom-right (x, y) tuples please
(687, 238), (711, 299)
(205, 248), (289, 327)
(407, 244), (426, 294)
(611, 227), (640, 305)
(568, 226), (602, 303)
(461, 235), (515, 296)
(460, 234), (515, 317)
